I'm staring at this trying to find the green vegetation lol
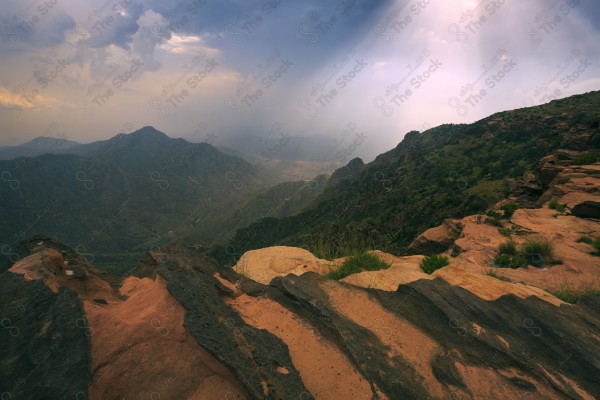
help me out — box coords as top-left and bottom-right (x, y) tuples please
(493, 254), (528, 269)
(576, 236), (593, 244)
(484, 210), (504, 227)
(498, 240), (517, 255)
(499, 225), (520, 237)
(485, 268), (510, 282)
(571, 150), (600, 165)
(576, 236), (600, 256)
(548, 200), (567, 212)
(494, 238), (557, 268)
(499, 228), (512, 237)
(326, 252), (390, 280)
(500, 202), (520, 219)
(482, 204), (519, 227)
(521, 238), (555, 267)
(549, 280), (600, 304)
(210, 92), (600, 266)
(420, 255), (450, 274)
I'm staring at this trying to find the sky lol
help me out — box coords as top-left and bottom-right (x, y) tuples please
(0, 0), (599, 161)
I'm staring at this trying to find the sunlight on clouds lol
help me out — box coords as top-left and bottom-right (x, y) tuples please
(0, 87), (34, 109)
(162, 34), (221, 57)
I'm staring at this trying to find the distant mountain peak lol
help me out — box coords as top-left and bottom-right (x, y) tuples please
(129, 126), (168, 139)
(21, 136), (80, 148)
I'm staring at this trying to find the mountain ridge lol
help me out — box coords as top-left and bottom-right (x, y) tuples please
(208, 91), (600, 265)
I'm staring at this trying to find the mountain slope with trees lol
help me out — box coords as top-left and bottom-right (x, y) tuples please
(209, 91), (600, 265)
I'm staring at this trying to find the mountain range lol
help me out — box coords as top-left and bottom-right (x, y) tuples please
(1, 91), (600, 399)
(209, 91), (600, 265)
(0, 126), (324, 273)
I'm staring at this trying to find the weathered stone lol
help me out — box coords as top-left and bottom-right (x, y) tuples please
(233, 246), (335, 284)
(571, 200), (600, 219)
(156, 248), (313, 399)
(407, 219), (463, 255)
(0, 274), (90, 399)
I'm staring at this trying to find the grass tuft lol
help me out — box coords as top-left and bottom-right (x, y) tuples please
(326, 252), (390, 280)
(493, 254), (527, 269)
(498, 240), (517, 256)
(420, 255), (450, 274)
(521, 238), (554, 267)
(576, 236), (593, 244)
(548, 200), (567, 212)
(494, 237), (557, 268)
(548, 280), (600, 304)
(485, 268), (510, 281)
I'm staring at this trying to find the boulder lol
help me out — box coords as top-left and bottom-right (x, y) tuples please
(407, 219), (463, 255)
(571, 201), (600, 219)
(41, 248), (64, 274)
(234, 246), (336, 284)
(9, 248), (64, 278)
(538, 155), (562, 183)
(64, 264), (87, 279)
(555, 149), (582, 160)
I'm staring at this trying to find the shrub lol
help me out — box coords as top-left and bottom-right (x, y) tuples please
(486, 210), (502, 220)
(521, 238), (554, 267)
(575, 236), (600, 256)
(500, 202), (519, 219)
(484, 214), (503, 227)
(493, 254), (527, 269)
(593, 238), (600, 256)
(494, 238), (557, 268)
(571, 151), (600, 165)
(420, 255), (450, 274)
(326, 252), (390, 280)
(499, 227), (512, 237)
(498, 240), (517, 255)
(548, 200), (567, 212)
(576, 236), (593, 244)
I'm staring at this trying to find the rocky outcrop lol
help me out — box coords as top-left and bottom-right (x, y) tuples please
(155, 248), (312, 399)
(0, 273), (90, 399)
(177, 248), (600, 399)
(149, 246), (600, 399)
(341, 253), (426, 290)
(233, 246), (336, 284)
(326, 157), (365, 187)
(571, 200), (600, 219)
(407, 219), (463, 255)
(4, 235), (600, 399)
(538, 154), (565, 184)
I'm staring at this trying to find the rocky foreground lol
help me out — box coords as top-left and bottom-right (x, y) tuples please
(1, 163), (599, 399)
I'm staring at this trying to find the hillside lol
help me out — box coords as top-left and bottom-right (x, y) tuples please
(209, 91), (600, 265)
(178, 174), (329, 247)
(2, 92), (600, 400)
(0, 136), (80, 160)
(0, 127), (273, 273)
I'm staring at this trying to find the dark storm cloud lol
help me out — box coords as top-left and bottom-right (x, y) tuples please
(1, 0), (599, 160)
(137, 0), (392, 67)
(0, 7), (75, 49)
(79, 2), (144, 49)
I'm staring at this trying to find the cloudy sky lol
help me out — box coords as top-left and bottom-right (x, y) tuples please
(0, 0), (599, 161)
